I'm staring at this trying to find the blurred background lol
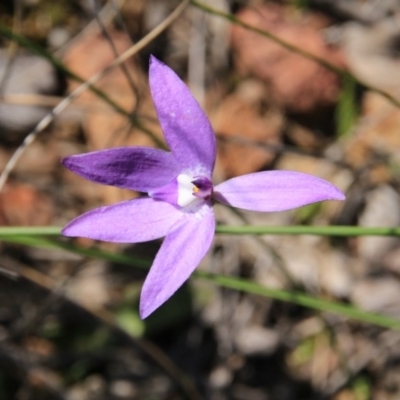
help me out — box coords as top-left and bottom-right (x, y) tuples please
(0, 0), (400, 398)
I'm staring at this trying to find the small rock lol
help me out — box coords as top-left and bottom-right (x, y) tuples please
(67, 374), (106, 400)
(66, 262), (109, 310)
(234, 325), (279, 356)
(48, 27), (71, 49)
(343, 17), (400, 96)
(85, 374), (106, 396)
(110, 380), (137, 398)
(319, 250), (353, 298)
(358, 185), (400, 262)
(209, 365), (233, 389)
(0, 50), (59, 138)
(383, 246), (400, 274)
(314, 0), (398, 23)
(351, 278), (400, 315)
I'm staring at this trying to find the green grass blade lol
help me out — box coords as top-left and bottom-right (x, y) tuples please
(2, 225), (400, 237)
(0, 226), (61, 235)
(196, 271), (400, 330)
(336, 75), (358, 137)
(2, 234), (148, 268)
(215, 225), (400, 236)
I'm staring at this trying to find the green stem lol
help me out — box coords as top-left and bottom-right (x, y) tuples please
(2, 225), (400, 237)
(215, 225), (400, 236)
(0, 226), (62, 235)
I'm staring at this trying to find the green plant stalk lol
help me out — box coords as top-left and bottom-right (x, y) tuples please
(215, 225), (400, 236)
(2, 233), (400, 330)
(336, 75), (358, 137)
(3, 225), (400, 237)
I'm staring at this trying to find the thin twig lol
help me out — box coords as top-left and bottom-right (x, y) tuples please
(0, 0), (190, 191)
(110, 0), (135, 42)
(90, 0), (141, 106)
(0, 93), (129, 110)
(53, 0), (126, 57)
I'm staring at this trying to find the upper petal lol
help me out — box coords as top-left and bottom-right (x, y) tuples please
(62, 147), (181, 192)
(140, 203), (215, 319)
(149, 55), (216, 176)
(62, 197), (182, 242)
(214, 171), (345, 212)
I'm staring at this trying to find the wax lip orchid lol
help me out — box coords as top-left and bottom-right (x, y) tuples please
(62, 55), (345, 319)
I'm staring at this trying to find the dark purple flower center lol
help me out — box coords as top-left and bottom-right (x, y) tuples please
(192, 176), (213, 200)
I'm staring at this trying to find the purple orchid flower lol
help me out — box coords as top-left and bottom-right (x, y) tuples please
(62, 55), (345, 319)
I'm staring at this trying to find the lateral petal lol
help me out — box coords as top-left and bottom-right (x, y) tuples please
(62, 147), (181, 192)
(140, 203), (215, 318)
(62, 197), (182, 242)
(214, 171), (345, 212)
(149, 56), (216, 176)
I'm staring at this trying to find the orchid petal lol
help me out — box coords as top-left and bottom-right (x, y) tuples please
(62, 147), (180, 192)
(149, 56), (216, 176)
(62, 197), (182, 242)
(140, 203), (215, 318)
(214, 171), (345, 212)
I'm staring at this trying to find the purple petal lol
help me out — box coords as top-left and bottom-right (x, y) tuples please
(214, 171), (345, 212)
(62, 197), (182, 242)
(140, 203), (215, 318)
(149, 56), (216, 176)
(62, 147), (181, 192)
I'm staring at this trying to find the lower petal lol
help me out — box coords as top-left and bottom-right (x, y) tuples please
(140, 203), (215, 318)
(214, 171), (345, 212)
(62, 197), (182, 242)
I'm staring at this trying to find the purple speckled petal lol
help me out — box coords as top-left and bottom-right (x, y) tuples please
(62, 147), (181, 192)
(214, 171), (345, 212)
(140, 203), (215, 318)
(62, 197), (182, 242)
(149, 56), (216, 176)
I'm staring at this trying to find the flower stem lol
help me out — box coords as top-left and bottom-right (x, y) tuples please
(1, 225), (400, 237)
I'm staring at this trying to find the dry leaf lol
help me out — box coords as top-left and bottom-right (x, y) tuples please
(231, 5), (345, 113)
